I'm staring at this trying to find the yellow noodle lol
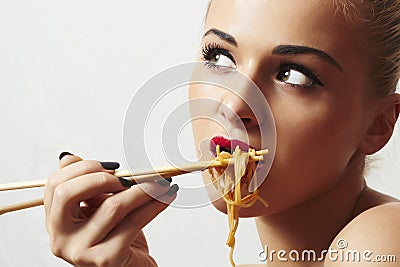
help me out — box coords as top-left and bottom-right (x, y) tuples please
(208, 145), (269, 267)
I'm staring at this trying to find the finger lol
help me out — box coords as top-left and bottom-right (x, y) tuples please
(71, 243), (157, 267)
(58, 152), (83, 169)
(84, 193), (112, 209)
(81, 193), (112, 217)
(53, 160), (120, 188)
(50, 172), (127, 230)
(45, 152), (83, 230)
(83, 179), (172, 246)
(74, 185), (177, 266)
(44, 159), (120, 225)
(101, 184), (179, 249)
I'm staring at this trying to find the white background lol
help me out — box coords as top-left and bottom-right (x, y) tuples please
(0, 1), (399, 266)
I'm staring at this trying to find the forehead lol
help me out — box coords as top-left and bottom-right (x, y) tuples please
(206, 0), (363, 70)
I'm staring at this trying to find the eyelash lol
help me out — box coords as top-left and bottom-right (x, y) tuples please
(201, 43), (324, 88)
(276, 61), (324, 89)
(201, 42), (236, 69)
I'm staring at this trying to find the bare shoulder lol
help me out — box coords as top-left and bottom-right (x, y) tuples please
(324, 202), (400, 266)
(341, 202), (400, 243)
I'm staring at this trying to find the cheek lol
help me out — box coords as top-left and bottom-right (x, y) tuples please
(189, 84), (228, 157)
(275, 88), (363, 165)
(255, 90), (365, 214)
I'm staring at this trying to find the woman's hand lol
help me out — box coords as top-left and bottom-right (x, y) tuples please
(44, 152), (178, 267)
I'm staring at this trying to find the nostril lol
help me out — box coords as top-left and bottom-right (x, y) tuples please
(242, 118), (252, 124)
(218, 95), (259, 127)
(240, 117), (257, 128)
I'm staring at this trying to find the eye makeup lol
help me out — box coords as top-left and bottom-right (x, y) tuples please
(201, 42), (325, 89)
(201, 42), (237, 70)
(275, 61), (325, 89)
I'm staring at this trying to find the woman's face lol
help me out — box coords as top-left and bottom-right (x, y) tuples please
(189, 0), (375, 216)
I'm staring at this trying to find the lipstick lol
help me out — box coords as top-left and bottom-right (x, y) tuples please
(209, 136), (265, 170)
(210, 136), (251, 156)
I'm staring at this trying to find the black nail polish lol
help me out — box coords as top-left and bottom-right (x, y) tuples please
(100, 162), (120, 170)
(119, 178), (136, 188)
(166, 184), (179, 196)
(157, 178), (172, 187)
(59, 151), (73, 160)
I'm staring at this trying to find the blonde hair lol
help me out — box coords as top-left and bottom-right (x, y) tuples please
(333, 0), (400, 96)
(206, 0), (400, 96)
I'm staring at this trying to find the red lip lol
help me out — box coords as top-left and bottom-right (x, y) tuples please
(210, 136), (251, 156)
(209, 136), (265, 170)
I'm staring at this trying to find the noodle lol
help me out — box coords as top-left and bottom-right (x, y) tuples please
(209, 145), (269, 267)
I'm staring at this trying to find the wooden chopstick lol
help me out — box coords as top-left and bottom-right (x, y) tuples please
(0, 149), (268, 192)
(0, 198), (44, 215)
(0, 149), (268, 215)
(0, 179), (47, 192)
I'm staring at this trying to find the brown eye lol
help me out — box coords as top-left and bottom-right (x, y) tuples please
(202, 43), (237, 69)
(208, 53), (236, 68)
(276, 63), (324, 88)
(278, 69), (311, 85)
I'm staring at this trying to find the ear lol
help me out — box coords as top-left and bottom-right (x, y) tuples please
(360, 93), (400, 155)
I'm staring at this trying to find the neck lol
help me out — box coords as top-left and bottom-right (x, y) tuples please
(255, 152), (366, 266)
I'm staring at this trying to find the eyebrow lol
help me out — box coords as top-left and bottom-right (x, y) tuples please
(204, 28), (238, 47)
(272, 45), (343, 72)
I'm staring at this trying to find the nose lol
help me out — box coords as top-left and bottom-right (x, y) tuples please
(218, 60), (268, 129)
(218, 82), (260, 129)
(219, 73), (265, 128)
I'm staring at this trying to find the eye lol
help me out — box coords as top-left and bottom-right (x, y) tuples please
(209, 53), (236, 68)
(202, 43), (236, 69)
(276, 63), (324, 88)
(279, 69), (310, 85)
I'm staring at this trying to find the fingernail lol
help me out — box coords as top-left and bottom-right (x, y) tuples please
(119, 178), (136, 188)
(59, 151), (73, 160)
(166, 184), (179, 196)
(100, 162), (120, 170)
(156, 178), (172, 187)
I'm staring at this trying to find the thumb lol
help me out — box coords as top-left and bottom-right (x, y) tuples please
(58, 151), (83, 169)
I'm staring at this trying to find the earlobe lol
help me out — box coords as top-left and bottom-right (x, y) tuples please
(360, 93), (400, 155)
